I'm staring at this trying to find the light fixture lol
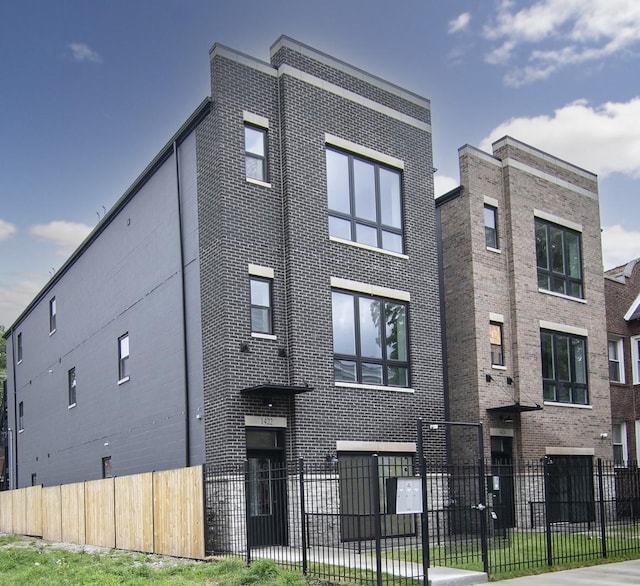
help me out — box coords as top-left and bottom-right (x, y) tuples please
(600, 432), (608, 440)
(486, 374), (493, 382)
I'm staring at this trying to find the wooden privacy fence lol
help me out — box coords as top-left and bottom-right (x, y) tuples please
(0, 465), (204, 559)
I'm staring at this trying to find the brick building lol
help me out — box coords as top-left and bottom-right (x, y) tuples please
(436, 137), (612, 468)
(605, 258), (640, 465)
(3, 35), (444, 506)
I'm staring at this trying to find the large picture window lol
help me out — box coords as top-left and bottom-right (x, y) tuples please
(332, 290), (409, 387)
(326, 148), (403, 254)
(541, 330), (588, 404)
(535, 218), (583, 299)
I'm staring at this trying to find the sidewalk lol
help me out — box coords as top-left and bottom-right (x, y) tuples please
(493, 559), (640, 585)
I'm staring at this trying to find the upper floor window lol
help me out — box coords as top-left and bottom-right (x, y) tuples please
(49, 297), (57, 334)
(118, 333), (130, 383)
(484, 205), (498, 249)
(541, 329), (588, 405)
(612, 422), (628, 467)
(490, 322), (504, 367)
(535, 218), (583, 299)
(244, 125), (267, 183)
(18, 401), (24, 431)
(102, 456), (113, 479)
(608, 338), (625, 383)
(326, 148), (403, 254)
(68, 367), (77, 407)
(632, 336), (640, 385)
(250, 277), (273, 335)
(17, 332), (23, 363)
(332, 290), (409, 387)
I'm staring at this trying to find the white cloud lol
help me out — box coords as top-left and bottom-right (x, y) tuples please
(602, 225), (640, 270)
(479, 97), (640, 178)
(434, 175), (459, 197)
(449, 12), (471, 34)
(0, 275), (46, 328)
(0, 219), (17, 241)
(68, 42), (102, 63)
(29, 221), (92, 257)
(483, 0), (640, 85)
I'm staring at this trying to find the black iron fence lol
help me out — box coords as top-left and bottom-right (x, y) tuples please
(204, 456), (640, 584)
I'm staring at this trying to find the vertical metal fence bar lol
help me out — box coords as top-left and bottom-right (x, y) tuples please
(543, 457), (553, 568)
(477, 425), (489, 576)
(371, 454), (383, 586)
(417, 418), (430, 586)
(299, 458), (307, 575)
(244, 460), (251, 566)
(597, 459), (607, 559)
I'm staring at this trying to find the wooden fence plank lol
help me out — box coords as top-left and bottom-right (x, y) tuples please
(24, 485), (42, 537)
(61, 482), (85, 544)
(153, 466), (204, 559)
(115, 473), (154, 553)
(85, 478), (115, 548)
(12, 489), (27, 535)
(42, 486), (62, 542)
(0, 490), (12, 533)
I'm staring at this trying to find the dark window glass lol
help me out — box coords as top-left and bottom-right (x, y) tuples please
(326, 148), (403, 253)
(608, 340), (621, 382)
(535, 218), (583, 299)
(540, 330), (588, 404)
(68, 367), (77, 406)
(545, 455), (594, 522)
(332, 290), (409, 387)
(49, 297), (57, 333)
(102, 456), (113, 479)
(250, 278), (273, 334)
(245, 125), (267, 182)
(18, 401), (24, 431)
(17, 332), (23, 362)
(484, 205), (498, 249)
(490, 322), (504, 366)
(118, 333), (129, 381)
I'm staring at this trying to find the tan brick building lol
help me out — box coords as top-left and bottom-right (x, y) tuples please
(437, 136), (612, 469)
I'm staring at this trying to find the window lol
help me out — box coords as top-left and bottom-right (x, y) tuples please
(332, 290), (409, 387)
(102, 456), (112, 479)
(632, 336), (640, 385)
(250, 278), (273, 334)
(326, 148), (403, 254)
(245, 125), (267, 182)
(609, 338), (625, 383)
(118, 333), (130, 383)
(18, 401), (24, 431)
(541, 330), (588, 404)
(17, 332), (22, 363)
(484, 205), (498, 249)
(31, 474), (37, 487)
(49, 297), (57, 334)
(613, 422), (628, 467)
(68, 367), (77, 406)
(535, 218), (583, 299)
(490, 322), (504, 367)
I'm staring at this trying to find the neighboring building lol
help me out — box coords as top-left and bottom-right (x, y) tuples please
(3, 37), (444, 495)
(436, 137), (612, 474)
(605, 258), (640, 466)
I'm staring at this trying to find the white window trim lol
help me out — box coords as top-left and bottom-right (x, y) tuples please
(246, 177), (272, 188)
(632, 335), (640, 385)
(490, 313), (504, 323)
(243, 111), (269, 129)
(609, 337), (625, 384)
(534, 209), (582, 233)
(325, 134), (404, 169)
(486, 247), (501, 254)
(613, 422), (628, 467)
(538, 288), (587, 304)
(117, 376), (130, 386)
(248, 264), (275, 279)
(68, 403), (76, 410)
(330, 277), (410, 302)
(335, 381), (415, 394)
(329, 236), (409, 259)
(539, 320), (588, 337)
(543, 401), (592, 410)
(251, 332), (277, 340)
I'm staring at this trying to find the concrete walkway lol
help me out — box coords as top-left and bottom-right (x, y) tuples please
(492, 559), (640, 585)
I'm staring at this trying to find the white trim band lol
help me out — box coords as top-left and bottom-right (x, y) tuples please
(248, 264), (274, 279)
(539, 320), (588, 337)
(330, 277), (410, 301)
(545, 447), (595, 456)
(336, 441), (416, 453)
(534, 210), (582, 232)
(490, 313), (504, 323)
(243, 111), (269, 129)
(484, 196), (499, 207)
(325, 134), (404, 169)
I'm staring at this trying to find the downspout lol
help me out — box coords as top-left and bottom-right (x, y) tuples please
(174, 141), (191, 467)
(10, 332), (18, 488)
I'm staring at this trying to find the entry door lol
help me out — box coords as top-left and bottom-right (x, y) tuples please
(491, 436), (516, 529)
(246, 428), (287, 547)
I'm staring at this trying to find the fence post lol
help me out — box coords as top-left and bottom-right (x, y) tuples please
(244, 460), (251, 565)
(299, 458), (307, 575)
(597, 459), (607, 558)
(477, 423), (489, 576)
(543, 457), (553, 567)
(372, 454), (383, 586)
(417, 418), (430, 586)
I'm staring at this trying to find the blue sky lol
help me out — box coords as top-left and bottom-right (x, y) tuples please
(2, 0), (640, 327)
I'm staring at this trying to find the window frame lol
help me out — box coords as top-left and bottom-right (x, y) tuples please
(326, 147), (404, 254)
(249, 277), (273, 335)
(68, 366), (77, 407)
(612, 422), (628, 467)
(541, 329), (589, 405)
(490, 321), (505, 367)
(632, 336), (640, 385)
(535, 218), (584, 299)
(608, 338), (625, 384)
(17, 332), (22, 363)
(18, 401), (24, 431)
(244, 124), (268, 183)
(484, 204), (498, 250)
(49, 297), (57, 334)
(102, 456), (113, 479)
(118, 333), (130, 384)
(331, 290), (410, 388)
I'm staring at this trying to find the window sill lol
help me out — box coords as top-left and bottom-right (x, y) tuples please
(17, 360), (22, 365)
(18, 429), (24, 434)
(538, 288), (586, 304)
(68, 403), (76, 410)
(543, 401), (592, 409)
(251, 332), (277, 340)
(329, 236), (408, 259)
(49, 329), (56, 336)
(610, 381), (627, 386)
(335, 381), (414, 394)
(118, 376), (130, 386)
(246, 177), (272, 188)
(491, 365), (507, 370)
(486, 247), (501, 254)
